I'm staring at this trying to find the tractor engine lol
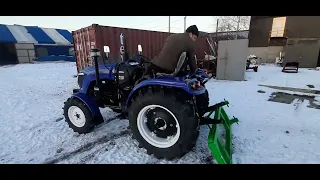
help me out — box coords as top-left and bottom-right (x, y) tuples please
(117, 62), (144, 98)
(96, 62), (143, 113)
(99, 81), (118, 106)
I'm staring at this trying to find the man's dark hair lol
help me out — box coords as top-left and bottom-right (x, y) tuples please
(185, 25), (199, 37)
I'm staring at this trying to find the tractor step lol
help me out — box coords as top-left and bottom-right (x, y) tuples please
(73, 89), (80, 93)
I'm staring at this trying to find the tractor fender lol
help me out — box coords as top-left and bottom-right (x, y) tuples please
(125, 78), (206, 108)
(71, 93), (103, 120)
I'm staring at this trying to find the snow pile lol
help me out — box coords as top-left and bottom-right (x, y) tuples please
(0, 63), (320, 164)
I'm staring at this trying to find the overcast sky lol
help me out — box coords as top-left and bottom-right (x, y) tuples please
(0, 16), (217, 33)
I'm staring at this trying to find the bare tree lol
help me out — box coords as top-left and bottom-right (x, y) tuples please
(215, 16), (251, 32)
(211, 16), (251, 41)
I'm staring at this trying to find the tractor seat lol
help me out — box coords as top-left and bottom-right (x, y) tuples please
(156, 52), (186, 77)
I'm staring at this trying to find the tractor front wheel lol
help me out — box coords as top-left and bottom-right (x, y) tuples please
(128, 88), (199, 160)
(63, 97), (96, 134)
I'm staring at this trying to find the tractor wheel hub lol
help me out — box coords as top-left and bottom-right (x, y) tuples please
(137, 105), (181, 148)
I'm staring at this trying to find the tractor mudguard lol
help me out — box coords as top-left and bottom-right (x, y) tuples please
(204, 100), (239, 164)
(71, 93), (103, 121)
(125, 78), (206, 108)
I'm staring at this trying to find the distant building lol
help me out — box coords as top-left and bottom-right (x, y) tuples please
(0, 24), (74, 65)
(248, 16), (320, 67)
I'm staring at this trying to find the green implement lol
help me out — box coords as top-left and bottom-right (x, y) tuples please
(203, 100), (239, 164)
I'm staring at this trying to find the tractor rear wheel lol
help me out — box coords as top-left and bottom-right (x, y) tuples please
(63, 97), (96, 134)
(128, 88), (199, 160)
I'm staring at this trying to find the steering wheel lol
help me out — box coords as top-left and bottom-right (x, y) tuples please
(139, 55), (152, 64)
(126, 59), (139, 65)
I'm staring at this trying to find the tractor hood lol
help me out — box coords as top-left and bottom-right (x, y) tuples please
(77, 63), (117, 88)
(80, 63), (117, 75)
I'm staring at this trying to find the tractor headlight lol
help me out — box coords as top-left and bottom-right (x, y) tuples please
(77, 72), (85, 88)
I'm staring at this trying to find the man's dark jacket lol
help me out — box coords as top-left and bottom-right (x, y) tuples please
(151, 32), (197, 73)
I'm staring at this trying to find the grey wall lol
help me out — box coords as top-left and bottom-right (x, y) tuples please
(249, 16), (320, 47)
(283, 38), (320, 68)
(249, 16), (274, 47)
(248, 46), (284, 63)
(216, 39), (249, 81)
(15, 43), (35, 63)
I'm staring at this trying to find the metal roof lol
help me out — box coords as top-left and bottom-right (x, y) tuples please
(0, 24), (73, 45)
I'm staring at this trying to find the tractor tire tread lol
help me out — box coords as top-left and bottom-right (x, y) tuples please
(128, 87), (199, 160)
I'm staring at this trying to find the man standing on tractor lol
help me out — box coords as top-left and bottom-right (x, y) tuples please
(146, 25), (199, 75)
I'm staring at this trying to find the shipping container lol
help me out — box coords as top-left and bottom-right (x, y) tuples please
(72, 24), (210, 72)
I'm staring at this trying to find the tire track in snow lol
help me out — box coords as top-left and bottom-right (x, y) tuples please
(43, 114), (129, 164)
(43, 129), (131, 164)
(43, 113), (212, 164)
(77, 147), (107, 164)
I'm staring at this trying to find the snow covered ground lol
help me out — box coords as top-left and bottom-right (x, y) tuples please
(0, 62), (319, 164)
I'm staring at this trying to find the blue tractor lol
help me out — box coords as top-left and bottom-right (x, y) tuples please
(63, 44), (238, 162)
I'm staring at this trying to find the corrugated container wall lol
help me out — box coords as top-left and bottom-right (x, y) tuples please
(73, 24), (210, 72)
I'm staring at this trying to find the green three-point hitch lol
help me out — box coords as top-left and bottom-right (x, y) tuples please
(200, 99), (239, 164)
